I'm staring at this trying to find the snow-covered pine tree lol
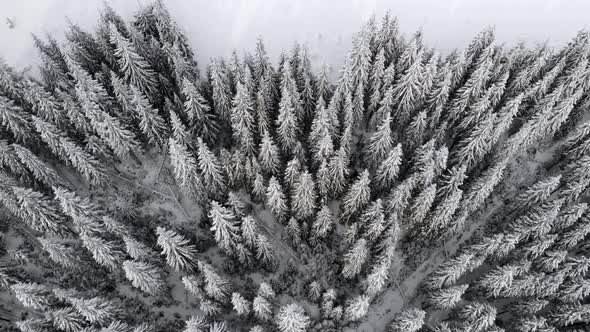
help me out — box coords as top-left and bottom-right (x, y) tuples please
(253, 295), (273, 321)
(196, 137), (226, 197)
(122, 260), (164, 295)
(389, 308), (425, 332)
(231, 82), (257, 156)
(184, 315), (208, 332)
(45, 307), (85, 332)
(156, 226), (198, 271)
(374, 143), (403, 192)
(231, 292), (251, 316)
(365, 257), (391, 296)
(12, 186), (65, 234)
(33, 116), (107, 186)
(209, 59), (232, 122)
(342, 238), (369, 279)
(276, 87), (299, 153)
(12, 143), (63, 187)
(311, 205), (334, 242)
(266, 176), (288, 222)
(69, 296), (120, 326)
(276, 303), (310, 332)
(123, 236), (153, 261)
(424, 251), (477, 289)
(366, 112), (394, 166)
(181, 77), (218, 141)
(515, 175), (561, 209)
(455, 302), (497, 332)
(80, 233), (121, 271)
(38, 237), (77, 268)
(285, 217), (302, 246)
(255, 234), (275, 267)
(109, 23), (157, 95)
(208, 200), (241, 254)
(327, 147), (351, 197)
(345, 294), (370, 321)
(130, 85), (167, 146)
(0, 96), (33, 143)
(291, 170), (317, 219)
(11, 282), (52, 310)
(67, 56), (140, 158)
(258, 130), (281, 175)
(169, 136), (204, 199)
(198, 260), (231, 302)
(341, 170), (371, 221)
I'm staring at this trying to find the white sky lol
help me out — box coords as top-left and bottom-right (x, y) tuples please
(1, 0), (589, 70)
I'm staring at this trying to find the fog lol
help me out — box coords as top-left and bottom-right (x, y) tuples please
(1, 0), (589, 70)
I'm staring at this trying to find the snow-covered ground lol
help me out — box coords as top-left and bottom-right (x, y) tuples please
(1, 0), (589, 70)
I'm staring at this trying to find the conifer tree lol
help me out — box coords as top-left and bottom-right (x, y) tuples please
(69, 296), (119, 325)
(276, 88), (299, 153)
(46, 307), (84, 332)
(231, 292), (251, 316)
(80, 233), (121, 271)
(374, 143), (403, 192)
(266, 176), (288, 222)
(13, 186), (64, 234)
(284, 157), (301, 190)
(345, 294), (370, 322)
(169, 136), (204, 199)
(276, 303), (310, 332)
(367, 113), (394, 165)
(258, 130), (280, 175)
(12, 283), (52, 310)
(253, 295), (273, 321)
(198, 261), (231, 302)
(365, 258), (391, 296)
(425, 252), (476, 289)
(184, 315), (208, 332)
(122, 260), (164, 295)
(38, 237), (77, 268)
(308, 281), (322, 302)
(0, 96), (33, 143)
(197, 138), (226, 197)
(311, 205), (334, 241)
(515, 175), (561, 208)
(33, 117), (107, 186)
(156, 226), (198, 271)
(342, 238), (369, 279)
(231, 82), (257, 155)
(182, 78), (218, 141)
(291, 170), (317, 219)
(286, 217), (302, 246)
(109, 23), (157, 94)
(259, 281), (276, 299)
(208, 200), (241, 254)
(210, 60), (232, 121)
(123, 236), (153, 261)
(359, 199), (385, 240)
(12, 143), (63, 187)
(130, 85), (167, 146)
(408, 184), (436, 229)
(68, 57), (140, 158)
(456, 302), (497, 332)
(341, 170), (371, 221)
(389, 308), (425, 332)
(255, 234), (275, 266)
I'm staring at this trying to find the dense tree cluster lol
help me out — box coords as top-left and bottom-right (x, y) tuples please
(2, 1), (590, 331)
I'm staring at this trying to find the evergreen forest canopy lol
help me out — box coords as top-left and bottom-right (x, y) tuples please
(1, 1), (590, 332)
